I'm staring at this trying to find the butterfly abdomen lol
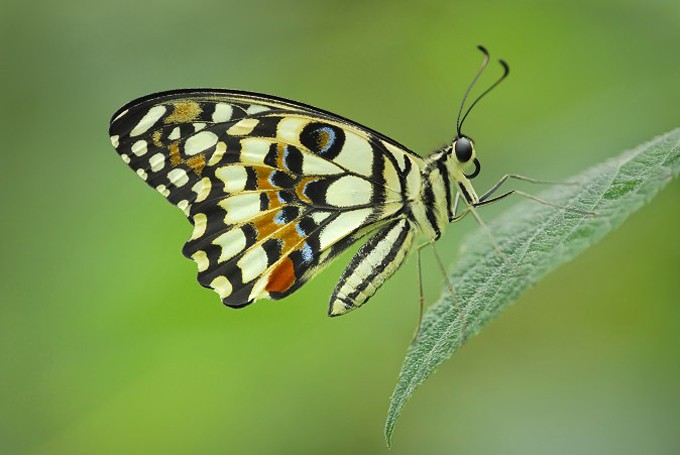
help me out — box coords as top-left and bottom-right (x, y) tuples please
(328, 218), (415, 316)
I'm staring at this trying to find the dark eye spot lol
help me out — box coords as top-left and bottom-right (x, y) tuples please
(455, 137), (473, 162)
(299, 123), (345, 159)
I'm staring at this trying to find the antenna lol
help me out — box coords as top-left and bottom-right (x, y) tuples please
(456, 45), (490, 137)
(457, 53), (510, 136)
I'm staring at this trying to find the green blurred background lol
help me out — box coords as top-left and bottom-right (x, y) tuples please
(2, 0), (679, 453)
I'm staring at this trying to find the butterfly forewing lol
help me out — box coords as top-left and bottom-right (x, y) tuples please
(109, 89), (423, 309)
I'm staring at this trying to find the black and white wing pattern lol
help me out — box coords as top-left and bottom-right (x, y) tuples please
(109, 89), (424, 315)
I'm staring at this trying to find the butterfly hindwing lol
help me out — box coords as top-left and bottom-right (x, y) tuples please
(109, 89), (424, 310)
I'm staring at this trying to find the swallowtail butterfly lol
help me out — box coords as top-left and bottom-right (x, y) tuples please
(109, 46), (516, 318)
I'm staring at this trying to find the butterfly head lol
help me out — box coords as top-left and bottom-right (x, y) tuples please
(437, 136), (482, 206)
(452, 136), (480, 179)
(445, 46), (509, 205)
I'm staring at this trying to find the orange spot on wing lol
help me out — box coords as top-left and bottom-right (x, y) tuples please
(266, 257), (296, 293)
(256, 168), (275, 190)
(252, 210), (304, 245)
(265, 192), (282, 210)
(275, 224), (304, 251)
(252, 211), (279, 240)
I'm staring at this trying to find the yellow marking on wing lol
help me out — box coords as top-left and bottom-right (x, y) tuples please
(274, 223), (305, 252)
(165, 101), (202, 123)
(265, 192), (283, 210)
(252, 211), (280, 241)
(294, 177), (317, 204)
(169, 141), (182, 166)
(276, 143), (286, 170)
(186, 154), (206, 175)
(255, 168), (276, 191)
(152, 130), (163, 148)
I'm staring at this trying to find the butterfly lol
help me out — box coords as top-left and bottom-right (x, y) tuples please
(108, 46), (515, 319)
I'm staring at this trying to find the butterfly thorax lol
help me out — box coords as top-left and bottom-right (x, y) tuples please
(409, 146), (479, 241)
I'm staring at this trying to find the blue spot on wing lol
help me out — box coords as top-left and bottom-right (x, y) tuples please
(274, 211), (287, 225)
(301, 243), (313, 263)
(296, 222), (306, 237)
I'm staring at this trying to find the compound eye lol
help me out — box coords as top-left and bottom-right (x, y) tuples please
(454, 137), (473, 162)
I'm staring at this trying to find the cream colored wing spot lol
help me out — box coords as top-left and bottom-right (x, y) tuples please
(193, 122), (207, 132)
(110, 135), (119, 148)
(219, 193), (261, 224)
(192, 250), (209, 272)
(136, 168), (148, 181)
(215, 165), (248, 193)
(208, 141), (227, 166)
(276, 116), (308, 143)
(131, 140), (148, 157)
(239, 138), (271, 165)
(334, 132), (373, 176)
(210, 275), (233, 299)
(112, 109), (128, 123)
(246, 104), (270, 115)
(121, 154), (131, 164)
(168, 127), (181, 140)
(190, 213), (207, 240)
(155, 184), (170, 197)
(185, 131), (218, 156)
(227, 118), (259, 136)
(212, 103), (233, 122)
(167, 168), (189, 187)
(318, 208), (371, 250)
(325, 175), (373, 207)
(237, 245), (269, 283)
(130, 105), (166, 137)
(249, 273), (271, 301)
(300, 150), (344, 175)
(213, 228), (247, 263)
(310, 211), (332, 225)
(192, 177), (211, 203)
(149, 152), (166, 172)
(177, 199), (190, 215)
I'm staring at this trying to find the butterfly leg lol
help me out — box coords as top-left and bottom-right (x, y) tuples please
(478, 173), (576, 203)
(476, 189), (594, 215)
(411, 241), (466, 344)
(431, 243), (466, 343)
(450, 192), (471, 222)
(477, 174), (593, 215)
(414, 242), (426, 341)
(329, 219), (415, 316)
(452, 190), (505, 257)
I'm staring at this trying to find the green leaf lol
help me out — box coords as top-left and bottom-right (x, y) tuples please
(385, 128), (680, 445)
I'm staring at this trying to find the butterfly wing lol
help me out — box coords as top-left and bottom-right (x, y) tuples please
(109, 89), (424, 308)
